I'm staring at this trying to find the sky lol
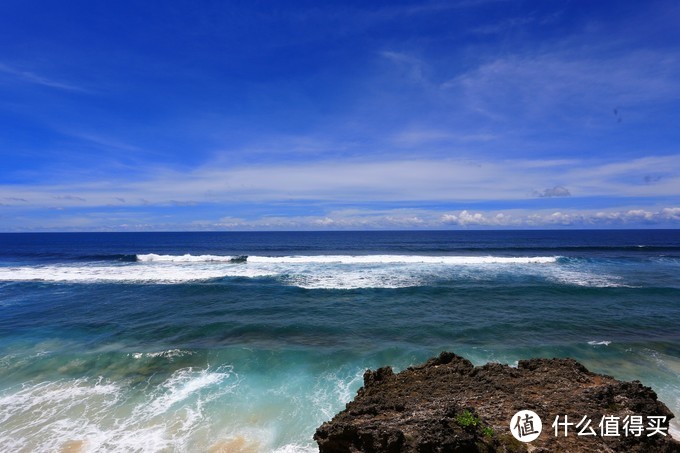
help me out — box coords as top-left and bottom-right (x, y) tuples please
(1, 0), (679, 231)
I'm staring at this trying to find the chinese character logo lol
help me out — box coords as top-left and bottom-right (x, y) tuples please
(510, 410), (543, 442)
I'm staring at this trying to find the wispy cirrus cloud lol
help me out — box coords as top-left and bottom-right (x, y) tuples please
(360, 40), (680, 164)
(0, 62), (88, 92)
(1, 154), (678, 211)
(445, 50), (680, 122)
(390, 128), (495, 147)
(53, 195), (86, 202)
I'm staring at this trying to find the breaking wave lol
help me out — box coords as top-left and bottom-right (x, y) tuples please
(244, 255), (557, 264)
(136, 253), (247, 263)
(0, 254), (630, 289)
(0, 365), (239, 452)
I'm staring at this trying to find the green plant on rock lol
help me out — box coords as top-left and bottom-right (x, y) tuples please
(456, 410), (480, 428)
(456, 410), (495, 439)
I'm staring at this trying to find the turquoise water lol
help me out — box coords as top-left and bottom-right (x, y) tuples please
(1, 231), (679, 450)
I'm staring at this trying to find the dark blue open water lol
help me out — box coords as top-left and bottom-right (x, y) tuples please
(1, 230), (679, 450)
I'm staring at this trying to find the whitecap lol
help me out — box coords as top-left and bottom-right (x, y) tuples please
(0, 264), (274, 284)
(247, 255), (558, 265)
(140, 366), (234, 416)
(283, 269), (424, 290)
(0, 366), (240, 452)
(543, 267), (627, 288)
(129, 349), (195, 360)
(136, 253), (239, 262)
(0, 255), (560, 287)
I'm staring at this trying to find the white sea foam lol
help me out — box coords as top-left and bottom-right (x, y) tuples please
(311, 368), (365, 420)
(544, 267), (626, 288)
(272, 444), (319, 453)
(140, 366), (234, 416)
(136, 253), (239, 262)
(0, 377), (121, 451)
(0, 263), (274, 283)
(247, 254), (558, 264)
(588, 341), (612, 346)
(0, 254), (629, 289)
(130, 349), (195, 360)
(0, 378), (119, 427)
(284, 268), (425, 289)
(670, 424), (680, 442)
(0, 366), (239, 452)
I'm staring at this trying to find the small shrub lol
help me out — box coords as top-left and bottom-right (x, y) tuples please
(456, 410), (480, 428)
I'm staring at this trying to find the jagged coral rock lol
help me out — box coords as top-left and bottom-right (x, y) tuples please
(315, 352), (680, 452)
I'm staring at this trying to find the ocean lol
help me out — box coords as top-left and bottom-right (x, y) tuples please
(1, 230), (679, 451)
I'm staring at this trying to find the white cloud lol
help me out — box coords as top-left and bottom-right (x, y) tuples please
(1, 154), (679, 209)
(3, 204), (680, 232)
(442, 210), (486, 226)
(391, 128), (495, 147)
(439, 207), (680, 228)
(138, 206), (680, 230)
(662, 207), (680, 219)
(534, 186), (571, 198)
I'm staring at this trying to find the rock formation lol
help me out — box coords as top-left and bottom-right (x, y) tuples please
(315, 352), (680, 452)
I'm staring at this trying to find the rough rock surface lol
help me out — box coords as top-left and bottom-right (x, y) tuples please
(314, 352), (680, 452)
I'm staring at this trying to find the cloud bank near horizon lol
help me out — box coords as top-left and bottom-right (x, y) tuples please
(4, 207), (679, 232)
(2, 153), (680, 231)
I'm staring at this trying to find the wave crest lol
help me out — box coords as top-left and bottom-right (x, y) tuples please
(136, 253), (246, 263)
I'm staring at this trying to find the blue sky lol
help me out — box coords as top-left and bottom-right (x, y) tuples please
(1, 0), (679, 231)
